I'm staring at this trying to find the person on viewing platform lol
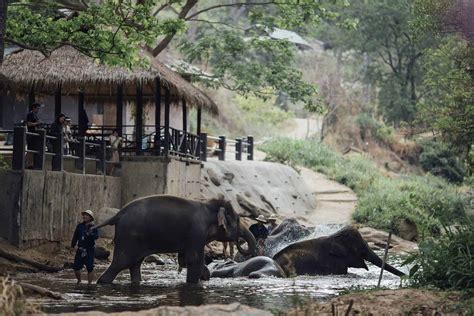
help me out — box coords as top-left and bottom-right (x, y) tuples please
(25, 103), (42, 169)
(70, 210), (98, 284)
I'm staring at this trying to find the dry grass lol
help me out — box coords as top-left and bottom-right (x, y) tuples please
(0, 277), (42, 315)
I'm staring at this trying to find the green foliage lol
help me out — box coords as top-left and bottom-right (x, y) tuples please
(6, 0), (184, 67)
(355, 113), (395, 145)
(416, 37), (474, 156)
(260, 138), (467, 235)
(419, 141), (466, 184)
(403, 221), (474, 290)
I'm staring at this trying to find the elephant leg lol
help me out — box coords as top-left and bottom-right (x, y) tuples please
(97, 262), (125, 284)
(185, 250), (204, 284)
(129, 258), (144, 284)
(177, 252), (185, 273)
(200, 265), (210, 281)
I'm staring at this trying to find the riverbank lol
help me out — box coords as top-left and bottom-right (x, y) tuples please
(288, 288), (473, 315)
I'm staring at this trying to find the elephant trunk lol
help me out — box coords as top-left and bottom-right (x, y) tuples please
(236, 223), (257, 256)
(366, 248), (405, 277)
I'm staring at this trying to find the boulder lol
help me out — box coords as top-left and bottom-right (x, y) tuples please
(144, 254), (165, 265)
(359, 227), (418, 255)
(397, 218), (418, 241)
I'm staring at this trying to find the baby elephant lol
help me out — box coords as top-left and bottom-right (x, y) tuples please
(209, 256), (286, 279)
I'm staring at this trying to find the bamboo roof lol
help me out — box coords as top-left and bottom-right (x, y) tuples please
(0, 46), (218, 114)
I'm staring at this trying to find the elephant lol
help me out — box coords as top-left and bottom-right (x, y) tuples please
(209, 256), (286, 279)
(93, 195), (257, 284)
(273, 226), (405, 277)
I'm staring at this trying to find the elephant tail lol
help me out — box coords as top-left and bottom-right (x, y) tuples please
(92, 214), (120, 230)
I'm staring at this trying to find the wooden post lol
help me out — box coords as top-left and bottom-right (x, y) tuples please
(79, 137), (85, 174)
(181, 99), (187, 155)
(135, 84), (143, 155)
(154, 78), (161, 155)
(116, 84), (123, 136)
(247, 135), (254, 160)
(235, 138), (242, 161)
(100, 139), (107, 175)
(54, 85), (62, 116)
(218, 136), (226, 161)
(28, 87), (35, 107)
(200, 132), (207, 161)
(37, 129), (46, 170)
(12, 127), (26, 170)
(78, 90), (87, 137)
(163, 88), (170, 157)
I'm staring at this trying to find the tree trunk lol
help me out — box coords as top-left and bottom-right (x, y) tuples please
(0, 0), (9, 65)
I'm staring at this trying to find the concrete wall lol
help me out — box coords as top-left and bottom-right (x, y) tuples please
(120, 156), (202, 205)
(166, 158), (201, 200)
(18, 170), (121, 249)
(0, 169), (22, 245)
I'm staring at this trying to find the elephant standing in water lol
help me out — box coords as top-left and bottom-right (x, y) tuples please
(273, 226), (405, 277)
(93, 195), (257, 284)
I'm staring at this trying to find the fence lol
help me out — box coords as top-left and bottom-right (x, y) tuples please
(10, 127), (109, 174)
(199, 133), (254, 162)
(0, 127), (255, 172)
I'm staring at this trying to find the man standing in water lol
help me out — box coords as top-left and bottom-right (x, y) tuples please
(267, 214), (278, 234)
(249, 215), (269, 255)
(71, 210), (98, 284)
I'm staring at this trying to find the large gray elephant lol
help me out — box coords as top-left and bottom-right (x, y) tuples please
(209, 256), (286, 279)
(273, 226), (405, 277)
(93, 195), (257, 284)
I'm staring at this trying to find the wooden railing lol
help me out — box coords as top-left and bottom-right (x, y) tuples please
(199, 133), (254, 162)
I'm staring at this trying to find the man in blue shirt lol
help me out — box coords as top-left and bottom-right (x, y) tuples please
(249, 215), (269, 255)
(71, 210), (98, 284)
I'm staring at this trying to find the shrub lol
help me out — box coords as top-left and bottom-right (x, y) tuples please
(260, 137), (468, 236)
(0, 277), (41, 315)
(355, 113), (395, 145)
(419, 141), (466, 184)
(404, 220), (474, 290)
(0, 155), (8, 169)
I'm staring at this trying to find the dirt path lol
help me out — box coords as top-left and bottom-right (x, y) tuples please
(255, 117), (357, 226)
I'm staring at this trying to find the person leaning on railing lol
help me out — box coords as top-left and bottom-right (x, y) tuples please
(25, 103), (43, 169)
(50, 113), (66, 170)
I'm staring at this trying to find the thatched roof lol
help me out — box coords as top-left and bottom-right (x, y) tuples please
(0, 46), (218, 114)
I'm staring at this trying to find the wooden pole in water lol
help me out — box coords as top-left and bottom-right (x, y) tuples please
(377, 230), (392, 288)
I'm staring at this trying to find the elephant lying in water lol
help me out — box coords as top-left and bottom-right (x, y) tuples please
(211, 226), (404, 279)
(273, 226), (405, 277)
(209, 256), (286, 279)
(93, 195), (257, 284)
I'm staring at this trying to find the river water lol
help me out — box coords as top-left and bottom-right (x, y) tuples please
(13, 224), (406, 314)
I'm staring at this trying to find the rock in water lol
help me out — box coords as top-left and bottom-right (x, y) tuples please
(144, 254), (165, 265)
(95, 246), (110, 260)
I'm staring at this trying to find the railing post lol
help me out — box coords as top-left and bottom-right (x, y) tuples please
(181, 131), (187, 155)
(247, 135), (254, 160)
(100, 140), (107, 175)
(12, 127), (26, 170)
(218, 136), (226, 161)
(37, 129), (46, 170)
(52, 132), (63, 171)
(79, 137), (85, 174)
(200, 132), (207, 161)
(235, 138), (242, 161)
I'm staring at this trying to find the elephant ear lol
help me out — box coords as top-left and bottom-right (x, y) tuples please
(217, 207), (228, 231)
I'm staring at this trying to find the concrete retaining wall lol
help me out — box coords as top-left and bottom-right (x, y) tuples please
(1, 156), (201, 249)
(18, 171), (121, 249)
(0, 169), (22, 245)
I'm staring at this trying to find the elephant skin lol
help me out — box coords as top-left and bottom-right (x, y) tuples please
(273, 226), (405, 277)
(209, 256), (286, 279)
(93, 195), (257, 284)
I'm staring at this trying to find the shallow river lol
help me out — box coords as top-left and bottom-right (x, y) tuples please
(13, 225), (406, 314)
(14, 256), (405, 314)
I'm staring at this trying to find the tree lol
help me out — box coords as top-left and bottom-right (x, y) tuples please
(313, 0), (431, 125)
(1, 0), (347, 110)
